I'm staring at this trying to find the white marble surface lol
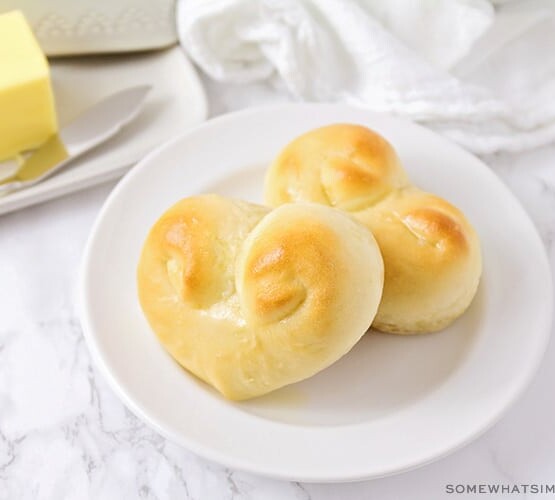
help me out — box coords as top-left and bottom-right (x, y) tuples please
(1, 76), (555, 500)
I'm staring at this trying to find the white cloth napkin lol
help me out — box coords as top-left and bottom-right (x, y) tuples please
(177, 0), (555, 155)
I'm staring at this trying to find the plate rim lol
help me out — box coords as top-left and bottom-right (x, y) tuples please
(79, 103), (554, 482)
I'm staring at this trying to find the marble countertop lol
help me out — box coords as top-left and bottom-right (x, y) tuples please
(1, 76), (554, 500)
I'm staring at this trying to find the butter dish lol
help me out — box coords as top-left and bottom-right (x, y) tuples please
(0, 46), (207, 215)
(0, 86), (150, 195)
(0, 0), (177, 56)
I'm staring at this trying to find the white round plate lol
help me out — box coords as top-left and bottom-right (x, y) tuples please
(80, 104), (553, 482)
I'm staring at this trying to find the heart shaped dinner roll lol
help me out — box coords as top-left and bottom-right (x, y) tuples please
(137, 195), (384, 400)
(265, 124), (482, 334)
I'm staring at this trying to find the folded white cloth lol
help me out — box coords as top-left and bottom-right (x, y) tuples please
(177, 0), (555, 154)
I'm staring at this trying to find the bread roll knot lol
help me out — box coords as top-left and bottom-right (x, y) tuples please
(265, 124), (482, 333)
(138, 194), (384, 399)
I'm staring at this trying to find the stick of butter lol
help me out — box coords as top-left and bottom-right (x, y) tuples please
(0, 11), (58, 161)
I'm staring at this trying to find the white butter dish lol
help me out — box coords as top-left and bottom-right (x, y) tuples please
(0, 0), (177, 55)
(0, 46), (207, 215)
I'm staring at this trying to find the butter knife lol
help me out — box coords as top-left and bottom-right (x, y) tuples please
(0, 85), (151, 194)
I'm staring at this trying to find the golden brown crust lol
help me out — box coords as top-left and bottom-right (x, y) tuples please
(240, 213), (338, 326)
(358, 189), (480, 333)
(266, 124), (409, 210)
(148, 196), (265, 309)
(137, 195), (384, 399)
(264, 124), (482, 334)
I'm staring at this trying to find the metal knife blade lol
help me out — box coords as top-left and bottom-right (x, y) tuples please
(0, 85), (151, 194)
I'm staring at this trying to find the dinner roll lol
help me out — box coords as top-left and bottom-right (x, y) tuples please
(137, 194), (384, 400)
(265, 124), (482, 334)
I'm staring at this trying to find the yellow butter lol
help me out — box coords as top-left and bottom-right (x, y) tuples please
(0, 11), (57, 161)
